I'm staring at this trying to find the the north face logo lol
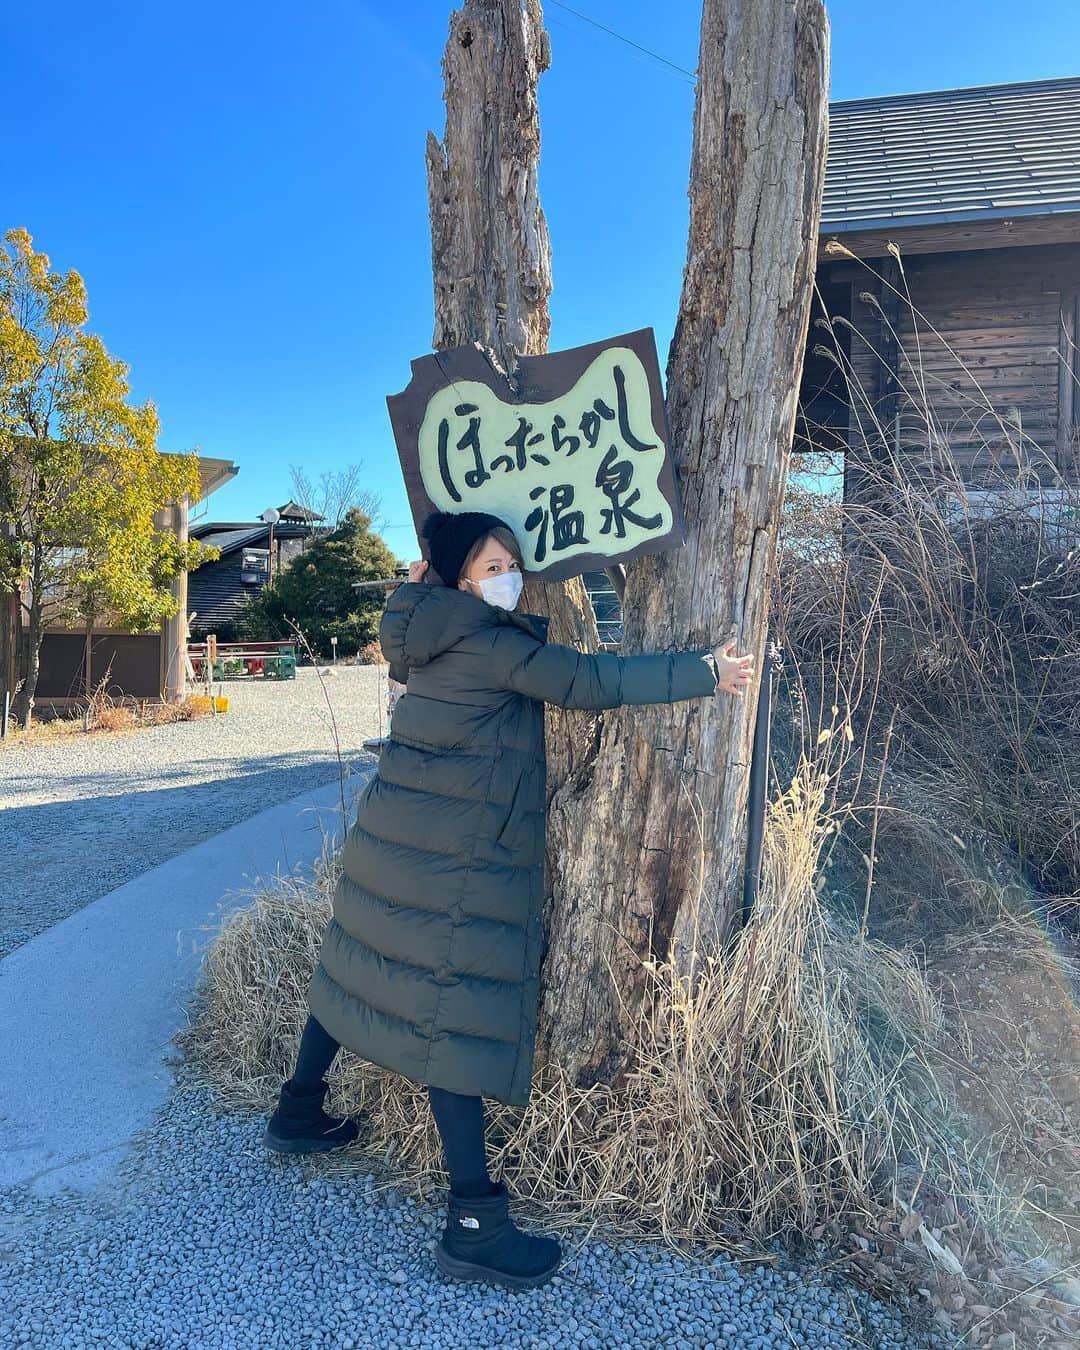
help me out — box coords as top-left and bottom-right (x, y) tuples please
(458, 1216), (480, 1229)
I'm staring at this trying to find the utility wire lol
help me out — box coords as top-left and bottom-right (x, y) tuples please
(545, 0), (697, 84)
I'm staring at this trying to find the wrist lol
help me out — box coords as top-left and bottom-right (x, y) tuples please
(705, 649), (722, 685)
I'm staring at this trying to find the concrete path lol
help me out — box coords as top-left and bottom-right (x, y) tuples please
(0, 770), (372, 1198)
(0, 663), (385, 958)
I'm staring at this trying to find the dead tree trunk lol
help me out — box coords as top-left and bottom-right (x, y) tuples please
(538, 0), (830, 1087)
(12, 550), (43, 728)
(425, 0), (597, 796)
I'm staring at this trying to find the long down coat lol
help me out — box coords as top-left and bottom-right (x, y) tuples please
(306, 581), (721, 1105)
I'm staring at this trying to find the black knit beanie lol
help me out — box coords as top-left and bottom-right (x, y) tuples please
(420, 509), (514, 588)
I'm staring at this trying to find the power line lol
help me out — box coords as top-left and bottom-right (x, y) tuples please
(545, 1), (697, 84)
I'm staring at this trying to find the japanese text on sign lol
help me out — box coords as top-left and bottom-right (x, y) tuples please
(417, 346), (673, 570)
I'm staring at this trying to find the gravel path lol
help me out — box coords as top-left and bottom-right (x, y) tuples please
(0, 1061), (945, 1350)
(0, 666), (388, 959)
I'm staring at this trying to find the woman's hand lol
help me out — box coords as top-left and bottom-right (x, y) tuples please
(711, 637), (755, 696)
(408, 559), (430, 583)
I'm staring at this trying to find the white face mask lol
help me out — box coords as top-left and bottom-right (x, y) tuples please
(472, 571), (523, 610)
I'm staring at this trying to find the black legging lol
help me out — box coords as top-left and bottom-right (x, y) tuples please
(291, 1012), (492, 1196)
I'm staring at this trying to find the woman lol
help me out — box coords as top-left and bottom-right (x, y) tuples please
(264, 509), (754, 1289)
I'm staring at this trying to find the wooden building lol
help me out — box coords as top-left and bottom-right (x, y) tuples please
(1, 454), (237, 716)
(187, 502), (327, 638)
(798, 76), (1080, 502)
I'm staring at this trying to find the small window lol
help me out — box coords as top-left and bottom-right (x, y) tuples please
(240, 548), (269, 585)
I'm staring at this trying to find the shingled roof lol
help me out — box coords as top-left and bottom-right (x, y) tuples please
(823, 76), (1080, 232)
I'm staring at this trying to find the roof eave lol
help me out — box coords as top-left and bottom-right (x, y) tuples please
(820, 201), (1080, 235)
(195, 457), (240, 500)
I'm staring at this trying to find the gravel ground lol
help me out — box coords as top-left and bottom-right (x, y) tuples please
(0, 1061), (946, 1350)
(0, 665), (388, 959)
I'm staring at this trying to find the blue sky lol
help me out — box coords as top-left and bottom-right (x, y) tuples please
(4, 1), (1079, 563)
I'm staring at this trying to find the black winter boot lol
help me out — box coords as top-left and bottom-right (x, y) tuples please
(435, 1179), (562, 1289)
(262, 1077), (365, 1154)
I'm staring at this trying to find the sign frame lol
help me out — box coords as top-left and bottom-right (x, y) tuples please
(386, 326), (686, 582)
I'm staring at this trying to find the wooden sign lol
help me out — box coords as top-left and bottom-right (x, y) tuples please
(386, 327), (685, 582)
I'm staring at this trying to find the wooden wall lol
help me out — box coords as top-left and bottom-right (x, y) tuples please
(812, 241), (1080, 493)
(36, 628), (164, 704)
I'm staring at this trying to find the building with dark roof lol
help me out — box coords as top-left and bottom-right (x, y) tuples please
(798, 76), (1080, 496)
(186, 505), (327, 637)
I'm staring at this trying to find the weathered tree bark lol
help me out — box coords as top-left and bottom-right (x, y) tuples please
(12, 550), (43, 728)
(0, 589), (16, 714)
(425, 0), (598, 796)
(538, 0), (830, 1087)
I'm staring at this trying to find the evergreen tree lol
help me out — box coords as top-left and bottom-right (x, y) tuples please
(237, 507), (398, 659)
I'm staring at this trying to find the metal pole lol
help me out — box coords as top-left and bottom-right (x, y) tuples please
(742, 635), (782, 926)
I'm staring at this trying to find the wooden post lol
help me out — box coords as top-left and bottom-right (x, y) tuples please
(539, 0), (830, 1086)
(1057, 285), (1079, 478)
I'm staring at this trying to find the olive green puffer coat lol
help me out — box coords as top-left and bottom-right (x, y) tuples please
(306, 581), (720, 1106)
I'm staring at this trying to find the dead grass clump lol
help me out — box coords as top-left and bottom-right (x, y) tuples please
(11, 654), (213, 737)
(176, 758), (1080, 1341)
(175, 848), (344, 1112)
(92, 703), (138, 731)
(481, 765), (944, 1246)
(159, 695), (207, 723)
(783, 250), (1080, 915)
(1, 691), (209, 744)
(356, 640), (385, 665)
(178, 758), (943, 1250)
(773, 246), (1080, 1338)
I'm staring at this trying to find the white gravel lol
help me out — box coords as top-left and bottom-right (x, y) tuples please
(0, 665), (389, 959)
(0, 1060), (946, 1350)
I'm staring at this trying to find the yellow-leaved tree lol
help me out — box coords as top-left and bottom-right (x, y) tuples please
(0, 227), (217, 726)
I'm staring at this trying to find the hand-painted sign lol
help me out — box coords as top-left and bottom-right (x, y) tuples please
(386, 327), (684, 582)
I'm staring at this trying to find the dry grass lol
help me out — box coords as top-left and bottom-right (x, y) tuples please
(771, 247), (1080, 1341)
(782, 245), (1080, 916)
(179, 757), (945, 1243)
(176, 760), (1080, 1341)
(486, 766), (944, 1244)
(356, 639), (385, 665)
(2, 690), (209, 745)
